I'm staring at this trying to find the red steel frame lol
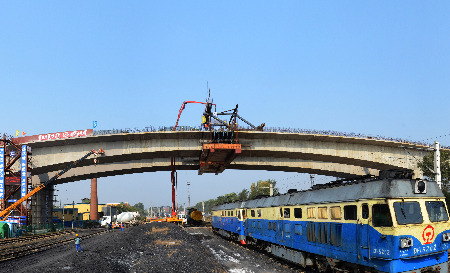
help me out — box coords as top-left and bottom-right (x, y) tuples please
(0, 137), (32, 224)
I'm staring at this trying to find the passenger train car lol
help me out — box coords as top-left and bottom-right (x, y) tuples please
(212, 171), (450, 273)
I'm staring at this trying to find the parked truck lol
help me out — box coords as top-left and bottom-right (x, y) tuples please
(100, 212), (139, 228)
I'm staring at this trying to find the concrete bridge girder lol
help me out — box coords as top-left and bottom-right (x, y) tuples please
(33, 156), (379, 185)
(23, 131), (432, 225)
(30, 132), (426, 181)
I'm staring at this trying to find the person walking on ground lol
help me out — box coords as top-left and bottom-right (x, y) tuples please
(75, 234), (82, 252)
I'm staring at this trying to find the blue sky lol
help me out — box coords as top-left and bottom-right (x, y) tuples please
(1, 2), (449, 208)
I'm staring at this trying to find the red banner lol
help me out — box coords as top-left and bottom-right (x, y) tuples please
(13, 129), (94, 144)
(6, 177), (20, 184)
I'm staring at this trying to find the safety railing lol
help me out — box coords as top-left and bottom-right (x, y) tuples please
(93, 126), (444, 149)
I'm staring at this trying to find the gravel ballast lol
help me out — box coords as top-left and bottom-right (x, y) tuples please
(1, 223), (305, 273)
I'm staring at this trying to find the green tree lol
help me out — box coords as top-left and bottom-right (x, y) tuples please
(116, 202), (136, 213)
(248, 179), (279, 200)
(237, 189), (249, 201)
(132, 202), (146, 216)
(193, 199), (216, 214)
(215, 195), (228, 206)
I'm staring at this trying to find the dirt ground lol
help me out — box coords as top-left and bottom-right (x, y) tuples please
(1, 223), (304, 273)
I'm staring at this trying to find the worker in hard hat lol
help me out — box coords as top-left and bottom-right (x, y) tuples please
(75, 234), (82, 252)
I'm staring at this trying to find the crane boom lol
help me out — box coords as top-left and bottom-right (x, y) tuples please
(0, 149), (100, 221)
(173, 101), (216, 131)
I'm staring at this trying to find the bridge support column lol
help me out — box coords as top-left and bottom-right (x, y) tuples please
(90, 178), (98, 220)
(31, 185), (54, 226)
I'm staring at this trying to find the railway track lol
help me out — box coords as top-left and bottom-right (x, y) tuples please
(0, 230), (75, 246)
(0, 229), (106, 262)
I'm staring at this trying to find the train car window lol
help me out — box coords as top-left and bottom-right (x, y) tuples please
(257, 209), (262, 217)
(280, 208), (283, 218)
(394, 201), (423, 225)
(372, 204), (393, 227)
(251, 210), (255, 217)
(237, 210), (241, 219)
(294, 208), (302, 218)
(284, 208), (291, 218)
(318, 207), (328, 219)
(228, 211), (231, 216)
(307, 222), (316, 242)
(362, 204), (369, 219)
(330, 223), (342, 246)
(344, 205), (357, 220)
(273, 222), (277, 231)
(294, 224), (302, 235)
(426, 201), (449, 222)
(330, 206), (341, 220)
(242, 210), (246, 217)
(231, 211), (234, 217)
(307, 207), (316, 219)
(268, 222), (272, 229)
(318, 223), (328, 244)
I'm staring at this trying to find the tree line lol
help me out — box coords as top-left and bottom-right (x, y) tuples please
(193, 179), (279, 214)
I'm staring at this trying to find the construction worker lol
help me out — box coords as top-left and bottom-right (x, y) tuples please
(75, 234), (82, 252)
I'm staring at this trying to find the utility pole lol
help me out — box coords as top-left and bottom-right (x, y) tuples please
(310, 174), (315, 188)
(72, 201), (75, 229)
(187, 182), (191, 207)
(62, 205), (65, 230)
(435, 141), (442, 189)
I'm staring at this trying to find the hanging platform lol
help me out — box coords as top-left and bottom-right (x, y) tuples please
(199, 143), (241, 175)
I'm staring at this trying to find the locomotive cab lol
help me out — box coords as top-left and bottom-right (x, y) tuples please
(357, 178), (450, 273)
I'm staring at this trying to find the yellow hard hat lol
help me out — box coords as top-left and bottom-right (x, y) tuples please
(76, 234), (78, 236)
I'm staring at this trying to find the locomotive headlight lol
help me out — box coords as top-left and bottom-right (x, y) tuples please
(414, 180), (427, 194)
(442, 232), (450, 242)
(400, 238), (413, 248)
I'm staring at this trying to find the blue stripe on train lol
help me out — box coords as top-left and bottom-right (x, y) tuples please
(212, 216), (450, 273)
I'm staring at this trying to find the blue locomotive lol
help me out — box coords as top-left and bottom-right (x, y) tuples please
(212, 171), (450, 273)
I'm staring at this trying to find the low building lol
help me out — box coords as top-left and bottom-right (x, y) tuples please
(53, 208), (80, 222)
(63, 203), (106, 220)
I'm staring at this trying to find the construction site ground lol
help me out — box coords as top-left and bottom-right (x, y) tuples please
(1, 222), (304, 273)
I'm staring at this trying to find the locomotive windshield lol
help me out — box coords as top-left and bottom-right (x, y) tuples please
(426, 201), (449, 222)
(393, 201), (423, 225)
(372, 204), (393, 227)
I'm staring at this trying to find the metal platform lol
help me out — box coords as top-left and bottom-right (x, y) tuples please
(199, 143), (241, 175)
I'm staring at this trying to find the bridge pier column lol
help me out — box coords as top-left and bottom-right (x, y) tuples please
(31, 185), (54, 226)
(90, 178), (98, 220)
